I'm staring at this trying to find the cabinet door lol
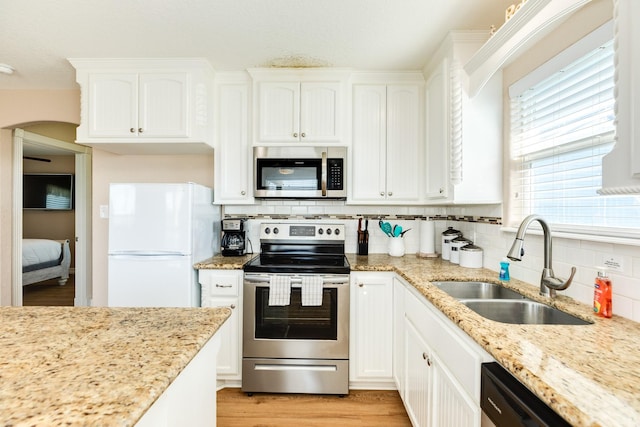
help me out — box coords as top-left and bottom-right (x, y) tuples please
(350, 273), (393, 384)
(432, 351), (480, 427)
(215, 83), (253, 204)
(257, 82), (300, 142)
(87, 73), (138, 137)
(393, 277), (406, 398)
(386, 85), (422, 202)
(138, 73), (189, 138)
(300, 82), (341, 142)
(404, 315), (432, 427)
(425, 59), (450, 200)
(208, 297), (241, 377)
(351, 85), (387, 202)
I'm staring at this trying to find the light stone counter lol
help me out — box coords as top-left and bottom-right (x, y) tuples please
(196, 253), (640, 427)
(0, 306), (231, 426)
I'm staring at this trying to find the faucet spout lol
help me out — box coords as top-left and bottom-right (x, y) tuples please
(507, 214), (576, 298)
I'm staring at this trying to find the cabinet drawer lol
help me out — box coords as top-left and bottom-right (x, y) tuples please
(198, 270), (241, 297)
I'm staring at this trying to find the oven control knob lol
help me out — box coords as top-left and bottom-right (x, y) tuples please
(318, 228), (324, 235)
(334, 228), (340, 235)
(273, 227), (279, 234)
(326, 228), (332, 235)
(264, 227), (271, 234)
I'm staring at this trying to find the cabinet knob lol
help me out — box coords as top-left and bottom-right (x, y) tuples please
(293, 132), (298, 138)
(439, 188), (444, 194)
(241, 190), (246, 196)
(130, 128), (136, 133)
(358, 283), (364, 287)
(215, 284), (233, 288)
(230, 304), (236, 309)
(380, 192), (385, 196)
(138, 128), (143, 133)
(422, 352), (427, 360)
(388, 192), (393, 196)
(301, 132), (306, 138)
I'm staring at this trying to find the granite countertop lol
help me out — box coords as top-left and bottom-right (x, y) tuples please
(0, 306), (231, 426)
(197, 253), (640, 426)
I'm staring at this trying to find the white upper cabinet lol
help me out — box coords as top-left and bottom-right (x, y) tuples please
(69, 58), (214, 154)
(350, 75), (424, 204)
(249, 68), (349, 144)
(214, 72), (253, 204)
(600, 0), (640, 194)
(423, 32), (502, 204)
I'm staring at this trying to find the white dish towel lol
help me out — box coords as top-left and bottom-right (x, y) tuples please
(268, 275), (291, 306)
(301, 276), (323, 306)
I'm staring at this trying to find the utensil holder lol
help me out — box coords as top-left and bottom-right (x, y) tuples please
(388, 238), (405, 257)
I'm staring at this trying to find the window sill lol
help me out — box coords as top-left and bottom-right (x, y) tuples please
(500, 226), (640, 247)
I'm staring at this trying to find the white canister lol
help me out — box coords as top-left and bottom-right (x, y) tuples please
(459, 244), (483, 268)
(450, 236), (472, 264)
(441, 227), (461, 260)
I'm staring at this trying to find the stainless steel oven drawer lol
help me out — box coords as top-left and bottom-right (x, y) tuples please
(242, 358), (349, 395)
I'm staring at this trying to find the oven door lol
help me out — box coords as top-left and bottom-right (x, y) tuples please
(243, 273), (350, 360)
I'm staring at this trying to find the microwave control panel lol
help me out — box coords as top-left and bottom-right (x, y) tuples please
(327, 159), (344, 190)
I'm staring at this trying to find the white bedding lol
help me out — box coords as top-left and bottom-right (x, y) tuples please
(22, 239), (62, 268)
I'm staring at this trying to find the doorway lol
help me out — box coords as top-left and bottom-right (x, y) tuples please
(12, 126), (92, 306)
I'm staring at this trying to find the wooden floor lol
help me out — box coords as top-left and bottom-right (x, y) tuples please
(217, 388), (412, 427)
(23, 274), (75, 306)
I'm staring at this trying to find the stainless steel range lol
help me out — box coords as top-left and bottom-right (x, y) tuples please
(242, 222), (350, 395)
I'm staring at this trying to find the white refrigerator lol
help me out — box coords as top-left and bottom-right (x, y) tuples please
(107, 183), (220, 307)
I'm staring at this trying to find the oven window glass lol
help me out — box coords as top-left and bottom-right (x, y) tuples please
(257, 159), (321, 191)
(254, 287), (338, 340)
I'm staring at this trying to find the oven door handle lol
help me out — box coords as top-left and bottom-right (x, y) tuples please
(244, 276), (349, 286)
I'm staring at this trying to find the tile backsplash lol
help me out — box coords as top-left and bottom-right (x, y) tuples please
(224, 201), (640, 322)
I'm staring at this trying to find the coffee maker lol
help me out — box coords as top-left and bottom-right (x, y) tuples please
(221, 218), (246, 256)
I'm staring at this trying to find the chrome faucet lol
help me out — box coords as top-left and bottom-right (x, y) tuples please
(507, 214), (576, 298)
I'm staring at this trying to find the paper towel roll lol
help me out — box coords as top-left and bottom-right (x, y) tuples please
(419, 219), (436, 256)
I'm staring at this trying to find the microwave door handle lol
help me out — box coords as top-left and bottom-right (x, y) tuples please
(321, 151), (327, 197)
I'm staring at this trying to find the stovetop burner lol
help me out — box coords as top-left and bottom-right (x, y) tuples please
(242, 222), (350, 275)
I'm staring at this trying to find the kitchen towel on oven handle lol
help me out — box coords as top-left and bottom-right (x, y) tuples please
(301, 275), (323, 306)
(268, 275), (291, 306)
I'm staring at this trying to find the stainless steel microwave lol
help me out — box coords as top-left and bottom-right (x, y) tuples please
(254, 146), (346, 199)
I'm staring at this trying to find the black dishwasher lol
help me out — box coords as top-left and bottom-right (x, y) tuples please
(481, 362), (571, 427)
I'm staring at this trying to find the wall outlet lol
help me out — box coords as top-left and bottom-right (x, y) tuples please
(99, 205), (109, 219)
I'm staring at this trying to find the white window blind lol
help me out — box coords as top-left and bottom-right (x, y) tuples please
(510, 38), (640, 235)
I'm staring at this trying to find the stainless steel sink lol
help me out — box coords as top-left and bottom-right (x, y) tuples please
(459, 299), (592, 325)
(432, 281), (526, 300)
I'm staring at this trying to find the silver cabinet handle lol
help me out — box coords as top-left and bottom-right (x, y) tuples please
(293, 132), (298, 138)
(439, 188), (444, 194)
(130, 128), (136, 133)
(422, 352), (427, 360)
(388, 192), (393, 196)
(380, 192), (385, 196)
(301, 132), (306, 138)
(241, 190), (246, 196)
(358, 283), (364, 287)
(138, 128), (143, 133)
(216, 284), (233, 288)
(230, 304), (236, 309)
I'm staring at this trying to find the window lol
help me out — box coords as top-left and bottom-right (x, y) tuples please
(508, 31), (640, 236)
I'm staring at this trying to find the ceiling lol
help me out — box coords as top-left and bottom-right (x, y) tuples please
(1, 0), (514, 90)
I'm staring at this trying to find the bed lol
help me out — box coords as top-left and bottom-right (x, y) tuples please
(22, 239), (71, 286)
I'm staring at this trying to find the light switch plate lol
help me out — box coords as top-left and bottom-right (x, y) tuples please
(99, 205), (109, 219)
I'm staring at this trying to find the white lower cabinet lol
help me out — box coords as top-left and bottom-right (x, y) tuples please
(398, 278), (493, 427)
(199, 269), (243, 386)
(349, 272), (394, 388)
